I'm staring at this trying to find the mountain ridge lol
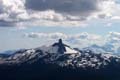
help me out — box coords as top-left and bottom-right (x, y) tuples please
(0, 39), (120, 80)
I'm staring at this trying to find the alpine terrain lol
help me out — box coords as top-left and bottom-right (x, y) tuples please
(0, 39), (120, 80)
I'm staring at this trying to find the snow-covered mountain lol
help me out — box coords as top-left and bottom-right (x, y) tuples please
(83, 43), (120, 55)
(0, 39), (120, 69)
(0, 39), (120, 80)
(81, 32), (120, 54)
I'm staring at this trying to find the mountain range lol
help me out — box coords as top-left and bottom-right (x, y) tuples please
(0, 39), (120, 80)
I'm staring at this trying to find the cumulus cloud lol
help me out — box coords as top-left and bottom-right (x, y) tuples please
(24, 32), (103, 48)
(24, 32), (101, 40)
(0, 0), (29, 26)
(0, 0), (120, 27)
(25, 32), (68, 39)
(24, 32), (120, 52)
(106, 32), (120, 43)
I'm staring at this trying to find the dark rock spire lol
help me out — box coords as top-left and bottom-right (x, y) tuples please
(52, 39), (66, 54)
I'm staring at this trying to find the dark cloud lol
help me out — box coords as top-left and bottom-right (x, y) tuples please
(0, 20), (15, 26)
(0, 0), (118, 27)
(25, 0), (100, 16)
